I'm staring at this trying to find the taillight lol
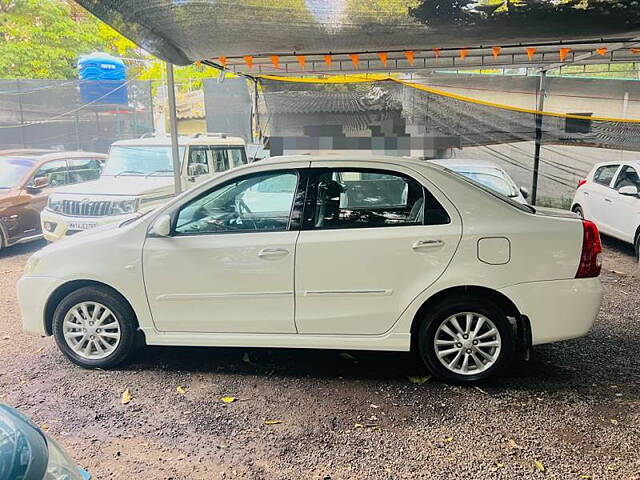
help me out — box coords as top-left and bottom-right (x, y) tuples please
(576, 220), (602, 278)
(577, 179), (587, 188)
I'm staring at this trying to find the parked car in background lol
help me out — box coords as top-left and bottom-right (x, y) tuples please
(572, 160), (640, 259)
(19, 155), (602, 383)
(428, 158), (529, 204)
(0, 150), (106, 251)
(0, 404), (90, 480)
(41, 133), (248, 242)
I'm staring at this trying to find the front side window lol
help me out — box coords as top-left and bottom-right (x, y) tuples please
(613, 165), (640, 190)
(175, 170), (298, 235)
(593, 165), (619, 187)
(310, 169), (449, 230)
(67, 158), (102, 183)
(187, 147), (210, 177)
(31, 160), (68, 188)
(103, 146), (185, 177)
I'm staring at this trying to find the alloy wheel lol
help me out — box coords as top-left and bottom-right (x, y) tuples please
(62, 302), (121, 360)
(433, 312), (502, 376)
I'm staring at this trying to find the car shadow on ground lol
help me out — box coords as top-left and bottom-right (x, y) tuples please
(0, 239), (46, 259)
(600, 234), (636, 257)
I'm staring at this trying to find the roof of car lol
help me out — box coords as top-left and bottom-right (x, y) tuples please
(590, 159), (640, 171)
(258, 154), (445, 171)
(427, 158), (506, 171)
(0, 151), (106, 163)
(112, 134), (246, 147)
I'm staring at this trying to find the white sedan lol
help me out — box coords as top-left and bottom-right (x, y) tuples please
(18, 155), (602, 383)
(571, 160), (640, 259)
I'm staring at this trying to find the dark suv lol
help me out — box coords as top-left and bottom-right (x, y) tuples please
(0, 150), (106, 250)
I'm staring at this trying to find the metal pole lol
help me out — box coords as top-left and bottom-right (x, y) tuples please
(532, 71), (546, 206)
(253, 78), (259, 143)
(16, 80), (26, 148)
(166, 62), (182, 195)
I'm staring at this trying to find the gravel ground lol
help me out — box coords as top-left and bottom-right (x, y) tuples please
(0, 238), (639, 480)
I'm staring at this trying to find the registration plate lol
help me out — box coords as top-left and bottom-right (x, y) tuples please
(68, 222), (97, 231)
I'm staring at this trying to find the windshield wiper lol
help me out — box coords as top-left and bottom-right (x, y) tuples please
(114, 170), (144, 177)
(145, 169), (174, 177)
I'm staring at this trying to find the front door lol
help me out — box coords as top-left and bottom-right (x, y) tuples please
(143, 169), (302, 333)
(610, 165), (640, 242)
(294, 165), (462, 335)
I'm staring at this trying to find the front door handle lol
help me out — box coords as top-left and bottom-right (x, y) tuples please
(412, 239), (445, 250)
(258, 248), (289, 258)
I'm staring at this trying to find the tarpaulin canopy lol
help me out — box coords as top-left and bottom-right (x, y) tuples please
(77, 0), (640, 67)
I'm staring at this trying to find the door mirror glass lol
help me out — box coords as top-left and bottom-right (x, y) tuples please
(618, 185), (639, 197)
(151, 214), (172, 237)
(519, 186), (529, 199)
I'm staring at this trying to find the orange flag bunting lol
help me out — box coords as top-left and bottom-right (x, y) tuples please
(405, 51), (415, 65)
(296, 55), (306, 70)
(596, 47), (608, 56)
(243, 55), (254, 69)
(349, 53), (360, 69)
(526, 47), (536, 61)
(218, 56), (227, 67)
(492, 46), (501, 60)
(324, 54), (333, 67)
(378, 52), (388, 66)
(459, 48), (470, 60)
(631, 48), (640, 54)
(432, 48), (442, 58)
(270, 55), (280, 69)
(559, 48), (571, 61)
(195, 60), (202, 67)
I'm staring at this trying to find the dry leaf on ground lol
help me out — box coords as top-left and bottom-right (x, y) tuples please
(121, 388), (132, 405)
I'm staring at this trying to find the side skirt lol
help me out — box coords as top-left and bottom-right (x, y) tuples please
(140, 329), (411, 352)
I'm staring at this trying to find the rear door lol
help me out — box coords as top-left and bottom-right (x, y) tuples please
(19, 159), (68, 236)
(294, 162), (462, 335)
(588, 164), (620, 234)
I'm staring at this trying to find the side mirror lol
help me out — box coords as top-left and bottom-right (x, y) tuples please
(150, 214), (172, 237)
(519, 186), (530, 199)
(618, 185), (639, 197)
(31, 177), (49, 190)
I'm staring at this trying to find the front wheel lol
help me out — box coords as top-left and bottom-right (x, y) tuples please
(417, 297), (515, 383)
(52, 286), (138, 369)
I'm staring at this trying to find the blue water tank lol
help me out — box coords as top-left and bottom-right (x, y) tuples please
(78, 52), (128, 105)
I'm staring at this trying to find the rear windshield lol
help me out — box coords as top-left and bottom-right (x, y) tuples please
(445, 168), (535, 213)
(0, 158), (33, 188)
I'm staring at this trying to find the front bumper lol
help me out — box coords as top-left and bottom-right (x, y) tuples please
(17, 275), (61, 336)
(499, 277), (603, 345)
(41, 209), (132, 242)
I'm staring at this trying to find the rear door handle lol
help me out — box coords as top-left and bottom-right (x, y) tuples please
(583, 191), (590, 195)
(258, 248), (289, 258)
(412, 239), (444, 250)
(604, 198), (612, 203)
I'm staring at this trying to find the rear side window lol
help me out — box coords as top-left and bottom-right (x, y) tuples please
(593, 165), (619, 186)
(308, 169), (449, 230)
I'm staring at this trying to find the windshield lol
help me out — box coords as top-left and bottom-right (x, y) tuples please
(102, 146), (186, 177)
(451, 168), (519, 197)
(445, 168), (534, 213)
(0, 158), (33, 188)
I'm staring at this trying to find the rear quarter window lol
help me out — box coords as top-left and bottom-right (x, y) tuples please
(593, 165), (619, 186)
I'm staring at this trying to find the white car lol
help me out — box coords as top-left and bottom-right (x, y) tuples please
(18, 155), (603, 383)
(571, 160), (640, 259)
(429, 159), (529, 204)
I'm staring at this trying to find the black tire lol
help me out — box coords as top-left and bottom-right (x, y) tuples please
(52, 286), (138, 369)
(572, 205), (584, 219)
(635, 233), (640, 262)
(417, 296), (515, 383)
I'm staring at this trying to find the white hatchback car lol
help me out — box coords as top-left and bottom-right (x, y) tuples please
(18, 156), (603, 383)
(571, 160), (640, 259)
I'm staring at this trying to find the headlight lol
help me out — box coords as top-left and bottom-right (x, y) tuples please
(111, 198), (140, 215)
(47, 195), (64, 213)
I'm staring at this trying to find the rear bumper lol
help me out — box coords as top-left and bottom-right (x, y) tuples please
(41, 210), (131, 242)
(17, 275), (60, 336)
(499, 277), (602, 345)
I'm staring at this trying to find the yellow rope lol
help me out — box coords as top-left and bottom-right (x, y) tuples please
(256, 74), (640, 124)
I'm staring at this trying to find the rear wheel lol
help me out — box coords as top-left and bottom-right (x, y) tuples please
(635, 232), (640, 262)
(52, 286), (138, 369)
(572, 205), (584, 219)
(417, 296), (515, 383)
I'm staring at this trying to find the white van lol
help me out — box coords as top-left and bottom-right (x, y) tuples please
(41, 133), (247, 241)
